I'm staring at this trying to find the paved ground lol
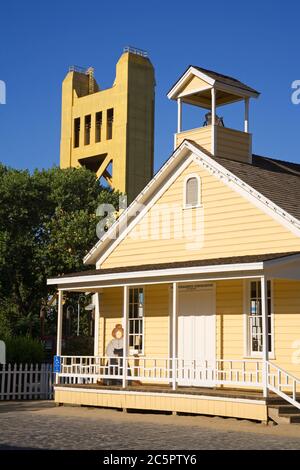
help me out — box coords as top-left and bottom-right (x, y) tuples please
(1, 401), (300, 450)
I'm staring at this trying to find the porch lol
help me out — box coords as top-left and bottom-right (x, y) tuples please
(48, 252), (300, 419)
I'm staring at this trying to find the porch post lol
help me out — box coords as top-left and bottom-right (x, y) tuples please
(93, 293), (100, 356)
(172, 282), (178, 390)
(211, 88), (216, 156)
(122, 285), (129, 389)
(55, 290), (63, 385)
(56, 290), (63, 356)
(244, 97), (249, 133)
(177, 98), (182, 133)
(261, 276), (269, 397)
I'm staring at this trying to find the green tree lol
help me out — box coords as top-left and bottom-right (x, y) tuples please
(0, 164), (120, 337)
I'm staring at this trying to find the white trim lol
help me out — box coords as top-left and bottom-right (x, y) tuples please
(48, 262), (264, 286)
(261, 276), (268, 397)
(128, 286), (145, 356)
(178, 84), (212, 99)
(244, 279), (275, 360)
(83, 143), (191, 266)
(186, 141), (300, 237)
(244, 97), (249, 133)
(51, 274), (263, 292)
(82, 141), (300, 270)
(122, 285), (129, 388)
(93, 293), (100, 356)
(183, 173), (201, 208)
(167, 67), (215, 100)
(95, 151), (195, 268)
(214, 81), (259, 99)
(167, 66), (259, 101)
(56, 290), (63, 356)
(242, 279), (249, 358)
(172, 282), (177, 390)
(211, 88), (216, 155)
(54, 386), (266, 405)
(177, 98), (182, 133)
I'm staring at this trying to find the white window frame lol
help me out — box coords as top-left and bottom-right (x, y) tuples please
(128, 286), (145, 356)
(183, 173), (202, 209)
(243, 279), (275, 359)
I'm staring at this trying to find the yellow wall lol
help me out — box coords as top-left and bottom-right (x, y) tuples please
(60, 51), (155, 202)
(98, 284), (169, 358)
(175, 126), (251, 163)
(216, 126), (251, 162)
(216, 280), (244, 360)
(101, 159), (300, 269)
(178, 75), (211, 96)
(98, 287), (123, 356)
(54, 387), (268, 421)
(176, 126), (212, 151)
(273, 280), (300, 376)
(97, 280), (300, 381)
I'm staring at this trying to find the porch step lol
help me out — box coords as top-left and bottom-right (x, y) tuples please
(268, 405), (300, 424)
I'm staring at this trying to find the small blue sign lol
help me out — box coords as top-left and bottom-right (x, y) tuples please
(53, 355), (61, 373)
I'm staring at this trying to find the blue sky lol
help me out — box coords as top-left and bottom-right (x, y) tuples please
(0, 0), (299, 173)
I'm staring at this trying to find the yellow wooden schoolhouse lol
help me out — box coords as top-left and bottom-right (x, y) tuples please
(49, 61), (300, 424)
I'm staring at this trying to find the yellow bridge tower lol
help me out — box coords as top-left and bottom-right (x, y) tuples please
(60, 47), (155, 202)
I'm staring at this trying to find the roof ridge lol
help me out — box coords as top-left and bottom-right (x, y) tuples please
(252, 155), (300, 177)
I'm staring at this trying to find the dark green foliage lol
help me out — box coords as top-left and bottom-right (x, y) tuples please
(4, 336), (45, 364)
(63, 336), (94, 356)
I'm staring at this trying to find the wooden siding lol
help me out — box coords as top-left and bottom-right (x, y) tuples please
(98, 280), (300, 381)
(273, 280), (300, 377)
(216, 280), (244, 360)
(54, 388), (268, 421)
(98, 284), (169, 357)
(178, 75), (210, 97)
(101, 160), (300, 269)
(98, 287), (123, 356)
(216, 127), (251, 163)
(144, 284), (169, 357)
(176, 126), (211, 151)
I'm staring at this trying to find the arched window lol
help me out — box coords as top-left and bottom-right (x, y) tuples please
(185, 176), (200, 207)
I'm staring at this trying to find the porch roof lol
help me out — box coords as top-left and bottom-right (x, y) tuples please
(47, 251), (300, 290)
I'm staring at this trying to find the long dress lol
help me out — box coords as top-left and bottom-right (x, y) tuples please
(105, 338), (131, 385)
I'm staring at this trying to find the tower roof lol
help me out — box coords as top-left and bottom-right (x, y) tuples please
(168, 65), (260, 108)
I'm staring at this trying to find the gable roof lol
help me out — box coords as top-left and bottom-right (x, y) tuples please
(192, 66), (259, 96)
(214, 154), (300, 222)
(84, 140), (300, 266)
(167, 65), (260, 101)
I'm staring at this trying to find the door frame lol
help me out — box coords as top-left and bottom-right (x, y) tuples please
(168, 282), (216, 384)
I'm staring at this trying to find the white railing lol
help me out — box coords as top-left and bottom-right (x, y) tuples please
(0, 363), (53, 400)
(215, 359), (262, 387)
(59, 356), (172, 384)
(56, 357), (300, 410)
(267, 361), (300, 410)
(58, 356), (263, 388)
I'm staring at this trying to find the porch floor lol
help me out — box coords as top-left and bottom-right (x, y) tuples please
(55, 383), (287, 404)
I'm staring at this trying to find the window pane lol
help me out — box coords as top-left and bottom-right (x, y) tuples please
(128, 287), (144, 353)
(186, 177), (198, 207)
(248, 281), (273, 355)
(267, 280), (271, 298)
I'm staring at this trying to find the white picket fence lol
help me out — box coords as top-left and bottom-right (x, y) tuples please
(0, 363), (53, 400)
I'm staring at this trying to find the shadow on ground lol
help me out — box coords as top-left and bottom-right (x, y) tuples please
(0, 400), (55, 414)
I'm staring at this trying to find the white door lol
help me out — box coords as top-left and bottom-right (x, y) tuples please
(177, 285), (215, 386)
